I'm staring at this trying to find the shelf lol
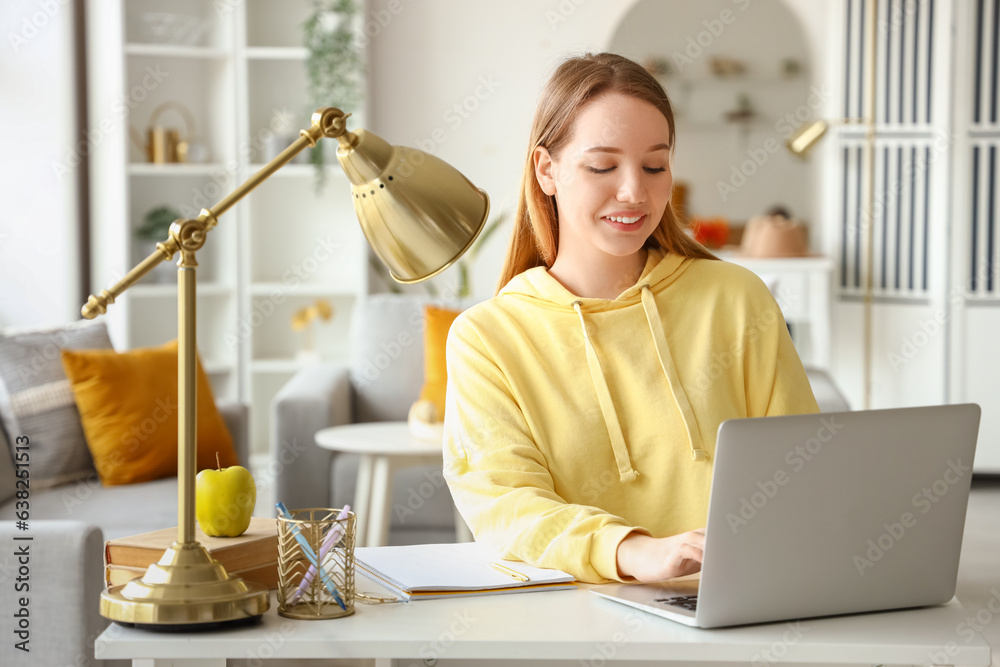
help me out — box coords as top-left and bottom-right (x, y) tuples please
(125, 43), (230, 59)
(129, 163), (228, 176)
(245, 46), (308, 61)
(251, 357), (346, 373)
(250, 283), (359, 297)
(93, 0), (368, 453)
(131, 282), (234, 297)
(246, 164), (347, 178)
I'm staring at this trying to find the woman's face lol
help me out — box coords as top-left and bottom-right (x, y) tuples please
(534, 91), (673, 262)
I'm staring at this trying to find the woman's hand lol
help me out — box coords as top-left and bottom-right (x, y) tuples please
(615, 529), (706, 582)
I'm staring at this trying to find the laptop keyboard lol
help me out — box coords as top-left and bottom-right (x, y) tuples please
(655, 595), (698, 612)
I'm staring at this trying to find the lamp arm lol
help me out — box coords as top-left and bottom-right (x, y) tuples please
(82, 107), (354, 319)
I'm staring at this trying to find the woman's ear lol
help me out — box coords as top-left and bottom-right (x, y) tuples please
(533, 146), (557, 196)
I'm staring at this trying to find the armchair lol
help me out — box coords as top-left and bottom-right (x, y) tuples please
(271, 294), (462, 545)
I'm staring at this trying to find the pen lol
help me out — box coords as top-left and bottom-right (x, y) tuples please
(289, 505), (351, 604)
(490, 561), (530, 583)
(276, 502), (347, 610)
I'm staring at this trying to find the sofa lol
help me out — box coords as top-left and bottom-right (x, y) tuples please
(270, 294), (851, 548)
(0, 403), (247, 667)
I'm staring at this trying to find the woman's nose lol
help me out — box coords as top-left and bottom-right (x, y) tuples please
(617, 168), (647, 203)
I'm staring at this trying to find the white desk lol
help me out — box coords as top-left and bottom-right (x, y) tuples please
(315, 422), (473, 547)
(94, 586), (991, 666)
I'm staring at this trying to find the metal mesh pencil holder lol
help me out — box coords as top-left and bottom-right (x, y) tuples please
(276, 508), (356, 619)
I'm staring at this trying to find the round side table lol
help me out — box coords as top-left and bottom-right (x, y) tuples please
(314, 421), (474, 547)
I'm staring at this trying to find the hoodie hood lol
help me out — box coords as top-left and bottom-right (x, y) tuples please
(498, 248), (707, 482)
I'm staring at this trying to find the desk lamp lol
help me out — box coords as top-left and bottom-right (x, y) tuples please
(82, 107), (489, 628)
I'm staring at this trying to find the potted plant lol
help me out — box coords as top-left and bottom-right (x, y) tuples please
(134, 205), (182, 283)
(303, 0), (363, 190)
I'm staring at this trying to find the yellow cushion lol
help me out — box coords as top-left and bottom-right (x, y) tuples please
(60, 339), (238, 486)
(418, 305), (462, 421)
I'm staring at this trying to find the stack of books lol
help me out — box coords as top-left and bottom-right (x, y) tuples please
(103, 516), (279, 589)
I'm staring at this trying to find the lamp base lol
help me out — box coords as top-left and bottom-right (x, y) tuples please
(100, 541), (270, 629)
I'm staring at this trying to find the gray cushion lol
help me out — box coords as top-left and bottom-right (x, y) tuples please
(0, 320), (113, 489)
(0, 427), (13, 506)
(349, 294), (430, 423)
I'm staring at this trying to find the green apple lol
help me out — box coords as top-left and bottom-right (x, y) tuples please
(196, 455), (256, 537)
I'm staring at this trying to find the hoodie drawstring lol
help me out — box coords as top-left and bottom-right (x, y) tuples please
(572, 287), (708, 482)
(640, 285), (707, 461)
(572, 301), (639, 482)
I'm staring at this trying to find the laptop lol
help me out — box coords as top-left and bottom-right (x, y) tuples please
(591, 404), (981, 628)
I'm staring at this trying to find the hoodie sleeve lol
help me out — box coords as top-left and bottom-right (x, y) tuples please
(741, 278), (820, 418)
(442, 314), (649, 584)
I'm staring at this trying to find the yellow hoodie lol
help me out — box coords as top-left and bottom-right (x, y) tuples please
(442, 248), (819, 583)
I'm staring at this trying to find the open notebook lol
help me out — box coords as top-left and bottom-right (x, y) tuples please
(354, 542), (576, 600)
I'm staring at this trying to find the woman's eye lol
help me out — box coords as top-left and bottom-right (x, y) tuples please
(585, 166), (668, 174)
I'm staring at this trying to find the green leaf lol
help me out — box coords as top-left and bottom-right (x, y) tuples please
(302, 0), (364, 193)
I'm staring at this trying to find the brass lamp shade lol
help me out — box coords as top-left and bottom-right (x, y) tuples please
(336, 129), (490, 283)
(786, 120), (830, 157)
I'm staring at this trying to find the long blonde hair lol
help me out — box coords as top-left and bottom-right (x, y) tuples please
(497, 52), (716, 294)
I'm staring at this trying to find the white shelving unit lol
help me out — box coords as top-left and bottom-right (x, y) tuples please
(87, 0), (368, 460)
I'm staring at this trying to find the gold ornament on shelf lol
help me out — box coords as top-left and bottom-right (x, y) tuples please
(292, 300), (334, 362)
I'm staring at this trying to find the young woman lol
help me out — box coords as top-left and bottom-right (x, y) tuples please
(442, 53), (818, 584)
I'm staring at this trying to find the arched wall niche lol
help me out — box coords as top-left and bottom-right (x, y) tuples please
(600, 0), (822, 241)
